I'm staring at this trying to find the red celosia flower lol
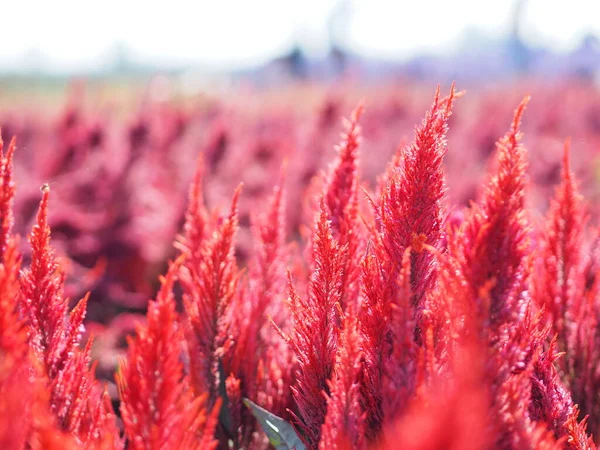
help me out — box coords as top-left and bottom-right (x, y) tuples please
(179, 183), (241, 403)
(278, 199), (344, 449)
(226, 176), (295, 447)
(175, 156), (209, 269)
(320, 314), (365, 450)
(20, 186), (121, 448)
(535, 139), (586, 361)
(456, 97), (543, 448)
(532, 139), (600, 442)
(237, 175), (288, 376)
(322, 103), (365, 312)
(250, 174), (288, 329)
(457, 97), (531, 326)
(21, 187), (86, 378)
(361, 85), (458, 438)
(376, 84), (457, 314)
(118, 257), (219, 449)
(529, 139), (597, 447)
(494, 357), (564, 450)
(573, 278), (600, 439)
(0, 134), (34, 449)
(446, 97), (596, 448)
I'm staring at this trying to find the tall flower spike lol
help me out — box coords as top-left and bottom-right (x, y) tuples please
(534, 139), (597, 444)
(319, 315), (365, 450)
(451, 97), (590, 448)
(21, 186), (121, 447)
(118, 257), (216, 450)
(0, 133), (35, 449)
(360, 244), (416, 439)
(175, 155), (209, 267)
(21, 186), (76, 377)
(180, 184), (241, 404)
(0, 133), (23, 363)
(322, 103), (365, 312)
(377, 84), (457, 323)
(279, 199), (344, 449)
(247, 171), (288, 345)
(458, 96), (531, 327)
(230, 172), (291, 434)
(536, 139), (586, 373)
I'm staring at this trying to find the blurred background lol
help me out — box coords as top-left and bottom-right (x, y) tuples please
(3, 0), (600, 399)
(1, 0), (600, 94)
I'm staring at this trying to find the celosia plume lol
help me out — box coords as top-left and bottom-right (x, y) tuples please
(455, 97), (542, 448)
(239, 174), (288, 372)
(457, 97), (531, 325)
(179, 184), (241, 402)
(382, 247), (418, 422)
(322, 104), (365, 312)
(0, 134), (34, 449)
(279, 199), (345, 448)
(21, 186), (82, 377)
(361, 82), (458, 435)
(377, 84), (457, 313)
(20, 186), (121, 448)
(226, 175), (294, 447)
(118, 257), (219, 449)
(535, 139), (586, 359)
(320, 315), (365, 450)
(175, 156), (209, 268)
(446, 97), (596, 448)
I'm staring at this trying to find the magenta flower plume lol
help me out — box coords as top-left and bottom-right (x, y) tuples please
(118, 257), (220, 450)
(21, 186), (121, 448)
(457, 97), (531, 326)
(535, 138), (586, 359)
(532, 139), (598, 443)
(238, 175), (293, 419)
(377, 84), (457, 312)
(0, 134), (34, 449)
(278, 199), (344, 449)
(179, 183), (241, 402)
(175, 156), (209, 268)
(320, 315), (365, 450)
(322, 103), (365, 311)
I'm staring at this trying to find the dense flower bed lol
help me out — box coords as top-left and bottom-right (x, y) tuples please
(2, 80), (600, 448)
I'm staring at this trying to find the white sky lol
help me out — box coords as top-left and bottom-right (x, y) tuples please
(0, 0), (599, 73)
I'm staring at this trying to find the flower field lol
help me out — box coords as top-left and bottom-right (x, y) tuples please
(3, 79), (600, 449)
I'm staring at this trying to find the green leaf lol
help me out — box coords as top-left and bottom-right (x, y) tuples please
(243, 398), (306, 450)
